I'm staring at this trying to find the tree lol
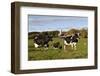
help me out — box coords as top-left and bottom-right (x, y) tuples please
(66, 29), (79, 35)
(80, 28), (88, 38)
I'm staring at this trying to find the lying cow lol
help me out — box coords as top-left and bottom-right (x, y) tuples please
(33, 33), (53, 48)
(63, 33), (80, 50)
(52, 42), (62, 49)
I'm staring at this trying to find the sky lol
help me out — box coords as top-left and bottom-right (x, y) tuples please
(28, 15), (88, 32)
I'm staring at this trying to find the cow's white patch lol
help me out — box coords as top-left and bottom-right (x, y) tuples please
(34, 43), (39, 48)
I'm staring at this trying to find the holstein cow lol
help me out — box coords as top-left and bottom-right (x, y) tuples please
(63, 33), (80, 50)
(52, 42), (62, 49)
(33, 33), (53, 48)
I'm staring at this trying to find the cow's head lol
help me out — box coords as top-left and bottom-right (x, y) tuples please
(74, 33), (80, 39)
(33, 34), (40, 42)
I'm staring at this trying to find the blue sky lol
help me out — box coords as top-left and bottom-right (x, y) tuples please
(28, 15), (88, 32)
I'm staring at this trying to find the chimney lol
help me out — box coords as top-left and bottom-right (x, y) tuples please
(58, 29), (62, 36)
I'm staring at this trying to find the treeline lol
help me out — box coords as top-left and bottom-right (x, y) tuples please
(66, 28), (88, 38)
(28, 31), (59, 39)
(28, 28), (88, 39)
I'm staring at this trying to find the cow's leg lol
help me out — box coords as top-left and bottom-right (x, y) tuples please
(44, 44), (49, 49)
(64, 40), (67, 51)
(64, 45), (66, 51)
(46, 44), (49, 49)
(71, 43), (74, 49)
(73, 42), (77, 50)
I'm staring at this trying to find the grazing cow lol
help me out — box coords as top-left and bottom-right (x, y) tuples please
(63, 33), (80, 50)
(33, 33), (53, 48)
(52, 42), (62, 49)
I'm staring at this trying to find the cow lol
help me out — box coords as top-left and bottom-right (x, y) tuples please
(33, 33), (53, 48)
(52, 42), (62, 49)
(63, 33), (80, 50)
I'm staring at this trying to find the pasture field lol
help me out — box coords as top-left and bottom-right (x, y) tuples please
(28, 37), (88, 60)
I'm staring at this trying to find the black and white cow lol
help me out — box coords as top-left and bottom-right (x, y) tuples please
(63, 33), (80, 50)
(52, 42), (62, 49)
(33, 33), (53, 48)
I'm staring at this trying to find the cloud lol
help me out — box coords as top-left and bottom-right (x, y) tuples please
(28, 15), (88, 32)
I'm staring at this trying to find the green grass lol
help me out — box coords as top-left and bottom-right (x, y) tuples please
(28, 37), (88, 60)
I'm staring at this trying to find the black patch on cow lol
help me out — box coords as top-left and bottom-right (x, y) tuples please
(64, 36), (72, 44)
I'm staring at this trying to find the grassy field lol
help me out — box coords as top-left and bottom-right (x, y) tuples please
(28, 37), (88, 60)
